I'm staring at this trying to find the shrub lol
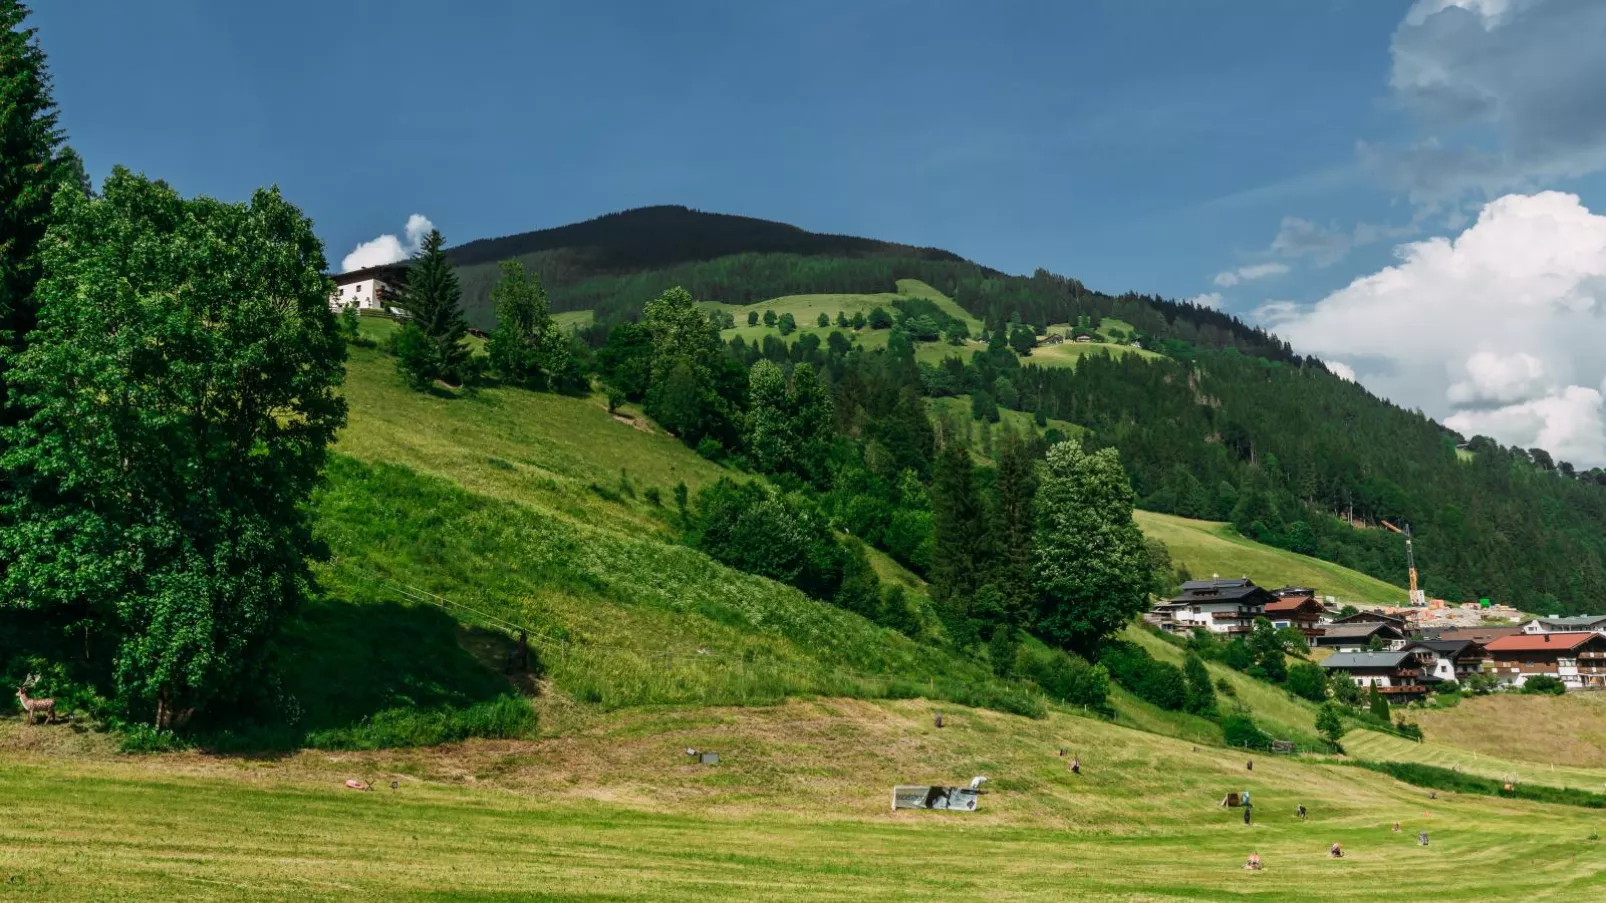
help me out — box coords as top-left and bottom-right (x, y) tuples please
(1523, 674), (1567, 695)
(687, 478), (847, 600)
(1016, 645), (1110, 711)
(1182, 653), (1216, 715)
(1098, 642), (1186, 711)
(1395, 720), (1424, 741)
(1286, 662), (1329, 702)
(1221, 713), (1274, 750)
(1316, 701), (1346, 743)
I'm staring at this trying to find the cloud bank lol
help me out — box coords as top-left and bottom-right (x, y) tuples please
(340, 214), (435, 272)
(1213, 262), (1289, 287)
(1272, 191), (1606, 465)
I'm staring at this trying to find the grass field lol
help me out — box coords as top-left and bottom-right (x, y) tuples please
(5, 696), (1604, 901)
(1133, 510), (1405, 604)
(1343, 729), (1606, 793)
(1409, 693), (1606, 769)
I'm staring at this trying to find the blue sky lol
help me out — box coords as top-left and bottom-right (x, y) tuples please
(28, 1), (1606, 461)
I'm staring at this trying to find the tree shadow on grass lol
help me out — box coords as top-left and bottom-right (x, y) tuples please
(198, 597), (521, 754)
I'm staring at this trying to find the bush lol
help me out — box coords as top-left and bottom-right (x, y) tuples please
(1286, 662), (1329, 702)
(1017, 645), (1110, 711)
(1316, 701), (1346, 743)
(1395, 720), (1424, 741)
(1182, 653), (1216, 715)
(1523, 674), (1567, 695)
(687, 478), (847, 600)
(1098, 642), (1186, 711)
(1464, 670), (1501, 695)
(1221, 713), (1274, 750)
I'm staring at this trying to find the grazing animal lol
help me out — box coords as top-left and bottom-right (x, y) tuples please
(15, 674), (56, 725)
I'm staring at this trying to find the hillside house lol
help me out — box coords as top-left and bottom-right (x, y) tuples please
(1312, 622), (1407, 653)
(1072, 333), (1094, 344)
(329, 263), (407, 314)
(1520, 615), (1606, 637)
(1402, 639), (1487, 683)
(1264, 588), (1326, 639)
(1321, 651), (1435, 702)
(1040, 333), (1065, 346)
(1330, 610), (1410, 632)
(1152, 578), (1275, 636)
(1422, 625), (1523, 645)
(1481, 632), (1606, 690)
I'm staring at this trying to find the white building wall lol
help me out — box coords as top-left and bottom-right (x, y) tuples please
(330, 277), (399, 312)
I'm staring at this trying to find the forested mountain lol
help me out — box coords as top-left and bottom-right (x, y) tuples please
(449, 205), (1606, 615)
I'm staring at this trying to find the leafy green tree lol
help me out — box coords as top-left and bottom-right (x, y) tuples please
(1182, 653), (1216, 715)
(867, 306), (892, 329)
(1008, 322), (1036, 356)
(835, 310), (849, 328)
(1, 169), (347, 727)
(595, 321), (653, 400)
(816, 312), (830, 328)
(392, 323), (439, 391)
(850, 310), (867, 330)
(1522, 674), (1566, 695)
(1286, 662), (1329, 702)
(1143, 538), (1175, 597)
(747, 310), (758, 326)
(993, 376), (1019, 410)
(643, 286), (727, 444)
(744, 360), (794, 474)
(777, 312), (797, 335)
(833, 539), (882, 619)
(395, 228), (470, 387)
(790, 364), (834, 484)
(338, 305), (362, 344)
(486, 259), (564, 389)
(1316, 701), (1346, 744)
(763, 309), (777, 327)
(688, 479), (843, 600)
(1247, 617), (1288, 682)
(1032, 441), (1150, 650)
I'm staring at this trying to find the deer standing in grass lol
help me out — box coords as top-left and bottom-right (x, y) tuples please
(15, 674), (57, 725)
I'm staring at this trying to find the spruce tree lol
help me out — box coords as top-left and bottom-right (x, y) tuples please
(396, 228), (470, 387)
(930, 429), (988, 643)
(1, 0), (67, 415)
(990, 426), (1037, 626)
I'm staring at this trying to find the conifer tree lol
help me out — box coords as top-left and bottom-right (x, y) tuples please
(930, 428), (988, 643)
(990, 425), (1037, 626)
(395, 228), (470, 387)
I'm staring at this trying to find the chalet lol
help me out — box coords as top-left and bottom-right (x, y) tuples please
(1040, 333), (1065, 346)
(1321, 651), (1435, 702)
(1401, 639), (1487, 683)
(1520, 615), (1606, 637)
(1072, 333), (1094, 344)
(1152, 578), (1275, 636)
(329, 262), (407, 314)
(1422, 625), (1523, 645)
(1481, 632), (1606, 690)
(1264, 587), (1326, 639)
(1330, 610), (1410, 632)
(1312, 622), (1407, 653)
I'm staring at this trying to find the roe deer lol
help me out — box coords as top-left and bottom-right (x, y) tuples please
(15, 674), (56, 725)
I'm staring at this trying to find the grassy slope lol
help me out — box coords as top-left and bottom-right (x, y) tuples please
(4, 696), (1603, 901)
(1135, 510), (1406, 604)
(313, 330), (1030, 720)
(1408, 693), (1606, 770)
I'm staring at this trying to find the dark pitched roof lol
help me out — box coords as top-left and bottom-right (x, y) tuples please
(1332, 610), (1408, 626)
(1427, 626), (1523, 643)
(1321, 651), (1413, 669)
(1167, 579), (1274, 606)
(1405, 640), (1476, 657)
(1317, 623), (1405, 641)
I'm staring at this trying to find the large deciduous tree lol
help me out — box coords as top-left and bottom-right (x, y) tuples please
(1032, 440), (1149, 650)
(486, 259), (565, 389)
(0, 169), (347, 727)
(395, 228), (469, 387)
(643, 286), (729, 444)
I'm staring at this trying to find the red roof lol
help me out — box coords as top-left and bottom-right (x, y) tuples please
(1483, 632), (1603, 653)
(1264, 596), (1319, 614)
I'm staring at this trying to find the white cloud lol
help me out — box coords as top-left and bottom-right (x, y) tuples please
(1213, 262), (1290, 287)
(1274, 190), (1606, 464)
(340, 214), (435, 272)
(1187, 292), (1224, 309)
(1271, 217), (1354, 265)
(1374, 0), (1606, 207)
(1253, 300), (1301, 324)
(1327, 361), (1358, 382)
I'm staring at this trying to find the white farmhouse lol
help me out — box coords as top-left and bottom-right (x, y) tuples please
(1151, 578), (1275, 636)
(329, 263), (407, 314)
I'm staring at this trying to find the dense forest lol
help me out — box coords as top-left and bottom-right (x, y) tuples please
(437, 205), (1606, 616)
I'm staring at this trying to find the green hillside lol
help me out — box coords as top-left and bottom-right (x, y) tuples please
(1134, 510), (1406, 604)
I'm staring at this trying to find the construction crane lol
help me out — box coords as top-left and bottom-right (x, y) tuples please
(1381, 520), (1426, 606)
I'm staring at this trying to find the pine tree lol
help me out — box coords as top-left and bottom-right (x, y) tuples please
(396, 229), (470, 386)
(990, 426), (1037, 627)
(930, 431), (987, 643)
(1, 0), (68, 419)
(790, 364), (835, 485)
